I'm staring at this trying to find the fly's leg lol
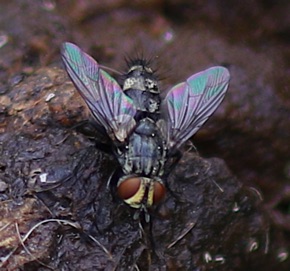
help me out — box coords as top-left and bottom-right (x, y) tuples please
(163, 148), (182, 179)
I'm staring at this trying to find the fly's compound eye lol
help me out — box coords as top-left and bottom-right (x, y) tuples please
(117, 177), (141, 201)
(153, 181), (166, 204)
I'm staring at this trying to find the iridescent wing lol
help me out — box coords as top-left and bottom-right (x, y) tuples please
(61, 42), (137, 142)
(161, 66), (230, 149)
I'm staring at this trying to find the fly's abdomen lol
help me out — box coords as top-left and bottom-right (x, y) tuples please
(124, 88), (160, 113)
(122, 61), (160, 114)
(119, 118), (166, 177)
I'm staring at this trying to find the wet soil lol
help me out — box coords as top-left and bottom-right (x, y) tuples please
(1, 1), (290, 270)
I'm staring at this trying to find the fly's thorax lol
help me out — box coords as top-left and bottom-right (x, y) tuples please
(117, 175), (165, 208)
(122, 64), (160, 113)
(116, 117), (167, 177)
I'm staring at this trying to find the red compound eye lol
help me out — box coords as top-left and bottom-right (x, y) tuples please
(117, 177), (141, 200)
(153, 182), (165, 204)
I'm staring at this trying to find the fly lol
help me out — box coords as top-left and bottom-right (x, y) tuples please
(61, 42), (230, 216)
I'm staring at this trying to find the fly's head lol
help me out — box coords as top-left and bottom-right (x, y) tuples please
(117, 175), (165, 211)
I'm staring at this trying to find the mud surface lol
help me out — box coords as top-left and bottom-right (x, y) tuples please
(1, 1), (290, 270)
